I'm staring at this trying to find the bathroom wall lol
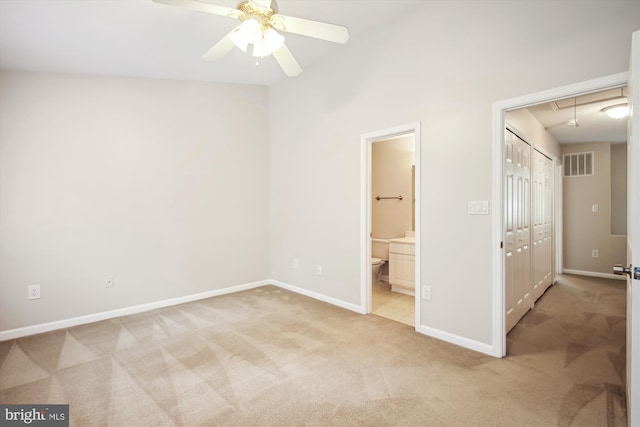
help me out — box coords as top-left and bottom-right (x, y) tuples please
(563, 142), (627, 274)
(372, 136), (415, 240)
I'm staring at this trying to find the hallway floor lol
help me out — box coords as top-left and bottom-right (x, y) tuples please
(371, 281), (414, 326)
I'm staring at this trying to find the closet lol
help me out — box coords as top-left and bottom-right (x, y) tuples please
(532, 149), (554, 301)
(504, 128), (554, 333)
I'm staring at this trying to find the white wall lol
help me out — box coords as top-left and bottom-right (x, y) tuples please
(0, 71), (270, 331)
(269, 1), (639, 346)
(505, 108), (561, 159)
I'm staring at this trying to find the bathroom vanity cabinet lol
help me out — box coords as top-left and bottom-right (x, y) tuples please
(388, 237), (415, 296)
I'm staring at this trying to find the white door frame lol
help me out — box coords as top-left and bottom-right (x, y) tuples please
(555, 161), (563, 280)
(491, 72), (629, 357)
(360, 122), (421, 328)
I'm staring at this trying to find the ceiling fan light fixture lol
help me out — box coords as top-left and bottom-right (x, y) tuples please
(230, 18), (262, 51)
(602, 103), (630, 119)
(230, 27), (249, 52)
(252, 28), (284, 57)
(241, 18), (263, 44)
(153, 0), (349, 77)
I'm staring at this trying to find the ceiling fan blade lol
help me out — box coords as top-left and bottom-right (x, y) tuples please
(274, 14), (349, 44)
(152, 0), (238, 18)
(272, 44), (302, 77)
(201, 30), (237, 61)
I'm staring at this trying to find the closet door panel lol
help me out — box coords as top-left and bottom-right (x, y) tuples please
(533, 150), (554, 301)
(505, 130), (533, 333)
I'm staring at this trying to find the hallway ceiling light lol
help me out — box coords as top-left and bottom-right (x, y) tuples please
(602, 103), (630, 119)
(567, 97), (579, 127)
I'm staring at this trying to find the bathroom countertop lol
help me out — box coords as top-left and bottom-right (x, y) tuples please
(388, 237), (415, 245)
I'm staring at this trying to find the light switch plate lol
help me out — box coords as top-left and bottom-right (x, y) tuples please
(468, 201), (490, 215)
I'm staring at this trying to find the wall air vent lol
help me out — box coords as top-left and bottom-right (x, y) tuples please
(563, 152), (594, 177)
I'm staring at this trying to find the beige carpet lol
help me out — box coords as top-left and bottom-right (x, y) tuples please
(0, 274), (627, 426)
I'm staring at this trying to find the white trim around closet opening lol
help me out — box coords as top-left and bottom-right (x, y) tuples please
(491, 72), (629, 358)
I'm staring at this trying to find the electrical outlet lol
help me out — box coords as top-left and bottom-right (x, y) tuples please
(106, 276), (114, 288)
(422, 286), (432, 301)
(293, 259), (299, 269)
(315, 265), (322, 275)
(592, 204), (599, 213)
(592, 250), (599, 258)
(28, 284), (40, 300)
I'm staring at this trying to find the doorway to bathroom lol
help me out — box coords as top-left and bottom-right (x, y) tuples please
(361, 122), (421, 329)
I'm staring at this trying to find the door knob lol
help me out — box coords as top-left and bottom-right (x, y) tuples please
(613, 264), (632, 278)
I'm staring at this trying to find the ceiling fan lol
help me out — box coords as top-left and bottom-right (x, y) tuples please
(153, 0), (350, 76)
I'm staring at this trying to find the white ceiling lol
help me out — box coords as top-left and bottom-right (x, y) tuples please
(0, 0), (629, 144)
(0, 0), (420, 86)
(526, 87), (628, 145)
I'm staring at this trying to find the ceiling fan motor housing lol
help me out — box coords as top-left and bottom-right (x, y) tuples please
(237, 1), (277, 29)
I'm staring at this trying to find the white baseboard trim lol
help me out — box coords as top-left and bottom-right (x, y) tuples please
(562, 269), (626, 281)
(416, 324), (497, 357)
(270, 279), (366, 314)
(271, 281), (497, 356)
(1, 277), (495, 359)
(0, 280), (270, 341)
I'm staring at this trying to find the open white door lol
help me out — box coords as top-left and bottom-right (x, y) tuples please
(625, 29), (639, 427)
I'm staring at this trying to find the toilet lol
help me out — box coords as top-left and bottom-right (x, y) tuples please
(371, 257), (386, 285)
(371, 238), (389, 286)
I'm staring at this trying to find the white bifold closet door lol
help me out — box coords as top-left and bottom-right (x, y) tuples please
(505, 129), (532, 333)
(505, 128), (554, 333)
(532, 150), (554, 301)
